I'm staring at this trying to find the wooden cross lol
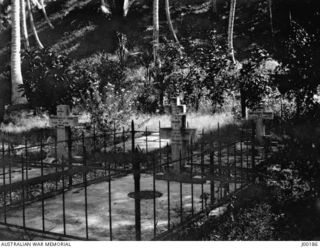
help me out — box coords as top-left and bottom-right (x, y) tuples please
(160, 97), (196, 174)
(49, 105), (78, 160)
(247, 107), (274, 144)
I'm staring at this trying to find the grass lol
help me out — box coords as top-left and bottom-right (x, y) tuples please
(0, 109), (234, 135)
(0, 110), (90, 134)
(134, 112), (234, 133)
(0, 109), (236, 149)
(0, 112), (49, 134)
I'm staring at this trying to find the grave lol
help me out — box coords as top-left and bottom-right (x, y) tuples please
(247, 107), (274, 144)
(49, 105), (78, 160)
(160, 97), (196, 174)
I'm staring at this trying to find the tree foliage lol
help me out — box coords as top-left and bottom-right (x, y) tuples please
(272, 21), (320, 117)
(20, 49), (134, 129)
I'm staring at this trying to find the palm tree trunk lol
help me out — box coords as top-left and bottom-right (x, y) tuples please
(31, 0), (41, 9)
(40, 0), (54, 29)
(153, 0), (160, 67)
(11, 0), (26, 104)
(20, 0), (30, 50)
(268, 0), (275, 49)
(227, 0), (236, 64)
(26, 0), (44, 49)
(123, 0), (129, 17)
(165, 0), (180, 45)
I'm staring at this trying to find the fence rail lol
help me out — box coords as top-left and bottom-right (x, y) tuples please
(0, 120), (269, 240)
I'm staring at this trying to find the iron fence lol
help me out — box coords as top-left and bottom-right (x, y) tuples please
(0, 120), (270, 240)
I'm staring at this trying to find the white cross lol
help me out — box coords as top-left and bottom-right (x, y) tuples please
(160, 97), (196, 174)
(50, 105), (78, 160)
(50, 105), (78, 128)
(247, 107), (274, 144)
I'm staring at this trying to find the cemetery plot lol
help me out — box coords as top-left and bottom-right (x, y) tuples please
(0, 173), (240, 241)
(0, 103), (278, 241)
(0, 165), (57, 186)
(155, 140), (257, 185)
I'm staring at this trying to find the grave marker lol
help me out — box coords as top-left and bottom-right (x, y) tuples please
(160, 97), (196, 174)
(49, 105), (78, 160)
(247, 107), (274, 144)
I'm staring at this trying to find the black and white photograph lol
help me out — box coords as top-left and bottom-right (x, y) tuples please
(0, 0), (320, 245)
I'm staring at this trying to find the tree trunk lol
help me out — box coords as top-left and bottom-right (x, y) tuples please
(40, 0), (54, 29)
(26, 0), (44, 49)
(165, 0), (180, 45)
(227, 0), (236, 64)
(268, 0), (275, 49)
(20, 0), (30, 50)
(11, 0), (26, 104)
(153, 0), (160, 67)
(212, 0), (217, 14)
(30, 0), (41, 9)
(123, 0), (129, 17)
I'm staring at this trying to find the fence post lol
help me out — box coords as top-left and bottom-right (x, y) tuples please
(251, 120), (256, 171)
(226, 145), (230, 195)
(40, 138), (45, 232)
(2, 140), (6, 223)
(166, 143), (170, 230)
(62, 158), (66, 236)
(152, 154), (157, 238)
(8, 146), (12, 204)
(190, 138), (194, 216)
(200, 129), (204, 212)
(234, 142), (237, 190)
(67, 128), (73, 187)
(132, 120), (141, 241)
(82, 132), (89, 240)
(108, 161), (113, 241)
(24, 139), (29, 199)
(210, 148), (215, 206)
(54, 136), (58, 190)
(93, 126), (97, 179)
(179, 150), (183, 223)
(20, 150), (26, 228)
(240, 128), (243, 186)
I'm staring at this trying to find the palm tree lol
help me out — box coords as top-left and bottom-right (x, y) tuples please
(21, 0), (30, 49)
(40, 0), (54, 29)
(268, 0), (275, 49)
(227, 0), (246, 118)
(227, 0), (236, 64)
(165, 0), (180, 45)
(11, 0), (26, 104)
(123, 0), (129, 16)
(153, 0), (160, 67)
(26, 0), (44, 49)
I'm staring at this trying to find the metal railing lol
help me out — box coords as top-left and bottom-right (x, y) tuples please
(0, 120), (266, 240)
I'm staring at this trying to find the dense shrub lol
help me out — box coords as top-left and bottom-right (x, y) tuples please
(272, 21), (320, 117)
(20, 49), (134, 129)
(21, 48), (81, 113)
(135, 38), (237, 113)
(71, 53), (135, 129)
